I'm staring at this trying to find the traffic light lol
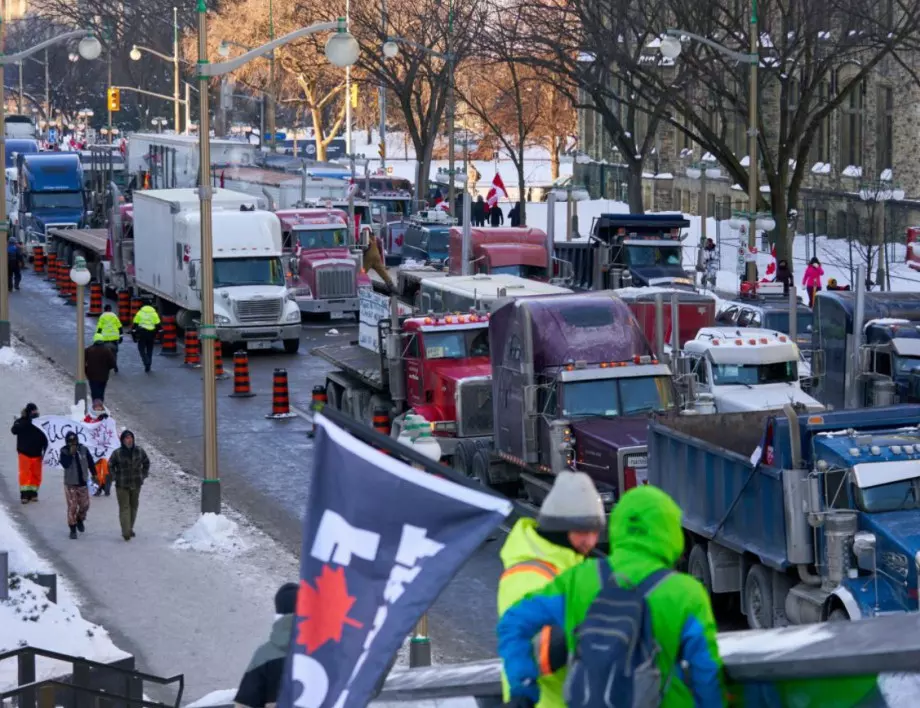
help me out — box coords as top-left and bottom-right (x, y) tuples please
(350, 83), (358, 109)
(107, 87), (120, 112)
(378, 141), (386, 159)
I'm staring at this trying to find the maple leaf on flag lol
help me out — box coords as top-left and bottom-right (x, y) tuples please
(296, 565), (363, 654)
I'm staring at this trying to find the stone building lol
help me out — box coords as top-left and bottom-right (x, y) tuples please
(574, 54), (920, 244)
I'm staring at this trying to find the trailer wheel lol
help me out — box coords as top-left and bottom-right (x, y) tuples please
(471, 449), (492, 488)
(283, 338), (301, 354)
(744, 565), (775, 630)
(452, 440), (478, 479)
(688, 545), (713, 593)
(325, 381), (341, 411)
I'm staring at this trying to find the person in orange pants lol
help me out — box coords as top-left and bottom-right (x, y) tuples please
(10, 403), (48, 503)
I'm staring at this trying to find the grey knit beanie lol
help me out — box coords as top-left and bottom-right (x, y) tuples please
(537, 471), (605, 532)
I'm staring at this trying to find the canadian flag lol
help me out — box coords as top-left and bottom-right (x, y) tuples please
(435, 200), (450, 212)
(760, 244), (777, 282)
(486, 173), (507, 208)
(346, 177), (357, 198)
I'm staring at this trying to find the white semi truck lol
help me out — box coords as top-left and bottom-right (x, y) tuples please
(131, 188), (303, 353)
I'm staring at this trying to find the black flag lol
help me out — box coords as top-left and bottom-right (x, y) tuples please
(278, 415), (511, 708)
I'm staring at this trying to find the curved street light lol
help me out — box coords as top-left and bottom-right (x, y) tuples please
(70, 256), (92, 404)
(194, 10), (358, 514)
(129, 45), (142, 61)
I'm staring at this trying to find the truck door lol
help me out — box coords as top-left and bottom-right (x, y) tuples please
(495, 316), (532, 461)
(404, 332), (425, 407)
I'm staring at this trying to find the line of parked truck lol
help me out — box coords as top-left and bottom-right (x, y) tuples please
(18, 132), (920, 631)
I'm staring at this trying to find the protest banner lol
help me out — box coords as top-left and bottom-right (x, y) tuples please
(35, 415), (119, 468)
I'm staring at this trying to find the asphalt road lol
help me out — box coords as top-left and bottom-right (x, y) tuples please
(7, 268), (505, 664)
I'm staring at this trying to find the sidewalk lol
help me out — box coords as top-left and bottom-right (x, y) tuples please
(0, 338), (301, 703)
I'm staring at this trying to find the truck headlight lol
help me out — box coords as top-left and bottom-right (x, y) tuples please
(215, 314), (231, 325)
(285, 309), (301, 323)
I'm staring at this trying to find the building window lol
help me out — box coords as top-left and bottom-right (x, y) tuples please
(707, 193), (717, 216)
(810, 82), (831, 164)
(815, 209), (828, 236)
(721, 196), (732, 219)
(682, 190), (691, 213)
(838, 74), (865, 170)
(877, 86), (893, 174)
(836, 210), (848, 238)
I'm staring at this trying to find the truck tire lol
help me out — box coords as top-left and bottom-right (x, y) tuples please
(283, 338), (301, 354)
(325, 381), (341, 411)
(828, 608), (850, 622)
(452, 440), (478, 479)
(744, 565), (775, 630)
(471, 449), (492, 488)
(688, 545), (713, 593)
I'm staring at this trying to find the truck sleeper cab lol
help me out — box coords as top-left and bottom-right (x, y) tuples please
(648, 406), (920, 630)
(17, 153), (87, 250)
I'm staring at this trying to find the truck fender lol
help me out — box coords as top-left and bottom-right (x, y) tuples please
(826, 586), (862, 621)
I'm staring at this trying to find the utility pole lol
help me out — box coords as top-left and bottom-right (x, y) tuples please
(745, 0), (759, 284)
(43, 49), (48, 123)
(446, 0), (455, 218)
(267, 0), (276, 152)
(173, 6), (180, 133)
(345, 0), (351, 154)
(16, 59), (21, 113)
(107, 22), (113, 143)
(379, 0), (388, 178)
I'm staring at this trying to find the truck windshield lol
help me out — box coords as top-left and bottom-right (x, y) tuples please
(296, 228), (348, 249)
(371, 199), (410, 217)
(423, 329), (489, 360)
(712, 360), (798, 385)
(213, 257), (285, 287)
(562, 376), (673, 418)
(490, 265), (546, 278)
(895, 355), (920, 376)
(31, 192), (83, 209)
(427, 228), (449, 255)
(856, 478), (920, 513)
(625, 245), (682, 267)
(764, 311), (814, 335)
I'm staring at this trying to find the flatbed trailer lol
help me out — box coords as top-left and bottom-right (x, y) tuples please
(312, 340), (387, 392)
(46, 227), (108, 281)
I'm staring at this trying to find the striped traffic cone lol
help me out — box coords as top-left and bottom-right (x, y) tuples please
(266, 369), (296, 419)
(229, 351), (255, 397)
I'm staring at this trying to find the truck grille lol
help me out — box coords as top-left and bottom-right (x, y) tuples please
(235, 298), (283, 322)
(456, 378), (493, 437)
(316, 267), (356, 299)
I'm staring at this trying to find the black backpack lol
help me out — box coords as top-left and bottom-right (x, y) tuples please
(565, 562), (673, 708)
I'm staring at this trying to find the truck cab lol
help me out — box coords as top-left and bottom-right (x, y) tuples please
(367, 189), (413, 263)
(448, 227), (550, 279)
(491, 292), (675, 504)
(614, 286), (717, 349)
(402, 210), (455, 264)
(717, 292), (814, 354)
(590, 214), (693, 287)
(681, 327), (824, 413)
(17, 153), (87, 250)
(275, 209), (366, 315)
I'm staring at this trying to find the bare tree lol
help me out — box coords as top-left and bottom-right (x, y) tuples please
(349, 0), (482, 193)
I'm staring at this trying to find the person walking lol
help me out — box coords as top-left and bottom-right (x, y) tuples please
(701, 238), (718, 288)
(11, 402), (47, 503)
(7, 236), (23, 291)
(508, 202), (522, 227)
(59, 432), (97, 539)
(132, 298), (161, 373)
(95, 304), (123, 372)
(498, 472), (604, 708)
(776, 259), (794, 296)
(85, 334), (117, 402)
(498, 485), (724, 708)
(108, 430), (150, 541)
(802, 257), (824, 308)
(473, 195), (486, 227)
(489, 202), (504, 227)
(234, 582), (299, 708)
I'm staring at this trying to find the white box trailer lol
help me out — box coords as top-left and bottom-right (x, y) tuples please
(127, 134), (259, 188)
(131, 188), (303, 352)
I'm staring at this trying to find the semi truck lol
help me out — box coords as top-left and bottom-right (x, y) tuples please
(648, 404), (920, 629)
(678, 327), (824, 412)
(130, 188), (303, 352)
(453, 291), (675, 505)
(448, 227), (551, 279)
(16, 153), (88, 251)
(812, 289), (920, 410)
(614, 286), (717, 350)
(274, 209), (367, 316)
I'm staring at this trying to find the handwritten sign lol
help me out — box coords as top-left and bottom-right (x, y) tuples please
(358, 288), (412, 353)
(35, 416), (120, 468)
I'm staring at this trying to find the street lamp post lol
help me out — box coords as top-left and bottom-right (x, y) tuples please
(858, 180), (905, 291)
(70, 256), (91, 405)
(660, 15), (761, 284)
(686, 161), (722, 280)
(196, 4), (358, 513)
(130, 7), (182, 134)
(0, 29), (101, 350)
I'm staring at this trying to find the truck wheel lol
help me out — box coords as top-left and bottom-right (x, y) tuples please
(828, 608), (850, 622)
(325, 382), (340, 411)
(688, 545), (713, 593)
(283, 338), (301, 354)
(452, 440), (477, 478)
(471, 449), (492, 488)
(744, 565), (775, 630)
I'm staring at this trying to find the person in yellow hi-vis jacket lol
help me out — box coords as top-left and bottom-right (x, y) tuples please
(132, 298), (161, 373)
(497, 471), (605, 708)
(95, 304), (123, 372)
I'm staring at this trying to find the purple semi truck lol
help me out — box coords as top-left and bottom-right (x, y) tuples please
(451, 291), (677, 507)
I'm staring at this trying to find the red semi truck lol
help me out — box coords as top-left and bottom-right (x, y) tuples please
(448, 227), (551, 278)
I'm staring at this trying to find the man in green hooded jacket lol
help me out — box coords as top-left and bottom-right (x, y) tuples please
(498, 485), (724, 707)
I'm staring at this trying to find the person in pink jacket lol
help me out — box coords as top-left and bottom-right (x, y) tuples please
(803, 257), (824, 307)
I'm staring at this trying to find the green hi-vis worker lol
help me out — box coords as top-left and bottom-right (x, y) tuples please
(95, 304), (123, 373)
(132, 298), (161, 373)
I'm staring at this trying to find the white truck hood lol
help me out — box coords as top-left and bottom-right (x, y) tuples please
(713, 383), (825, 413)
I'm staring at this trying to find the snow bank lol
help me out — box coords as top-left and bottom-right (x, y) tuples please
(185, 688), (237, 707)
(172, 513), (251, 556)
(0, 493), (126, 689)
(717, 624), (834, 656)
(0, 346), (28, 369)
(880, 674), (920, 706)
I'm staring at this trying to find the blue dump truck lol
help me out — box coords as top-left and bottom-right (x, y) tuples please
(648, 404), (920, 630)
(813, 290), (920, 409)
(16, 152), (87, 249)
